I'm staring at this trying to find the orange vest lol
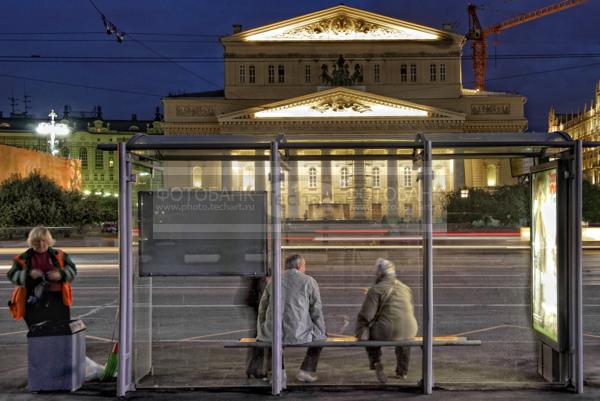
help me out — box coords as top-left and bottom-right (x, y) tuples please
(8, 249), (72, 320)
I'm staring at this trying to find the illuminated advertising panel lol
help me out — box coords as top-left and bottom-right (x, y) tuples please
(531, 168), (558, 343)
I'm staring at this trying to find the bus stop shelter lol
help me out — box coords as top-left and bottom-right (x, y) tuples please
(100, 131), (587, 397)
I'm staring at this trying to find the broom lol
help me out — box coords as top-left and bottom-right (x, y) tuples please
(101, 307), (119, 381)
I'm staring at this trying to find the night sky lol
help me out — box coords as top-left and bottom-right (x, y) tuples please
(1, 0), (599, 131)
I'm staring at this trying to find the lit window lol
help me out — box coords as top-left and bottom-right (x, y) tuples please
(372, 167), (380, 188)
(410, 64), (417, 82)
(278, 65), (285, 83)
(374, 64), (380, 83)
(403, 166), (412, 187)
(440, 64), (446, 82)
(340, 167), (349, 188)
(239, 64), (245, 83)
(308, 167), (317, 188)
(400, 64), (407, 82)
(79, 148), (88, 168)
(268, 65), (275, 83)
(109, 159), (114, 168)
(192, 166), (202, 188)
(249, 65), (256, 83)
(305, 65), (311, 83)
(430, 64), (436, 82)
(95, 149), (104, 168)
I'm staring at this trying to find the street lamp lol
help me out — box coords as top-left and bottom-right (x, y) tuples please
(36, 109), (70, 155)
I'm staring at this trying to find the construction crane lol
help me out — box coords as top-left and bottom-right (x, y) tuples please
(466, 0), (588, 91)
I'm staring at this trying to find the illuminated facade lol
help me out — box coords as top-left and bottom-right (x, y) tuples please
(162, 5), (528, 221)
(0, 107), (163, 196)
(548, 80), (600, 183)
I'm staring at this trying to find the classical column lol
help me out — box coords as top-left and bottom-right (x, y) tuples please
(353, 151), (367, 219)
(255, 150), (266, 191)
(287, 160), (300, 219)
(386, 156), (399, 221)
(453, 159), (465, 190)
(221, 160), (232, 190)
(321, 150), (332, 201)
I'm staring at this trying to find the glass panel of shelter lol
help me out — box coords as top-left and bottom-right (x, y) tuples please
(431, 151), (540, 386)
(126, 146), (425, 388)
(279, 148), (423, 386)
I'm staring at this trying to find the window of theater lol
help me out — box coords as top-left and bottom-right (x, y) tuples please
(400, 64), (407, 82)
(372, 167), (380, 188)
(440, 63), (446, 82)
(429, 64), (437, 82)
(239, 64), (245, 83)
(192, 166), (202, 188)
(410, 64), (417, 82)
(305, 65), (311, 83)
(374, 64), (381, 83)
(278, 65), (285, 83)
(403, 166), (412, 187)
(308, 167), (317, 188)
(268, 65), (275, 83)
(249, 65), (256, 83)
(340, 167), (349, 188)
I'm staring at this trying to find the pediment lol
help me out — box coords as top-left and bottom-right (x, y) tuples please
(218, 88), (466, 122)
(225, 5), (461, 42)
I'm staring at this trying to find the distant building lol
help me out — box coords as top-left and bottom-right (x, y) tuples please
(0, 105), (163, 195)
(162, 5), (528, 221)
(548, 80), (600, 183)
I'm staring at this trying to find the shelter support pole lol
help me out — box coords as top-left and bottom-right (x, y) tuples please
(421, 139), (433, 394)
(117, 143), (134, 396)
(270, 139), (283, 395)
(570, 140), (584, 393)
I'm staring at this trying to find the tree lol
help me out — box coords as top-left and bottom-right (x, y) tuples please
(583, 180), (600, 224)
(0, 171), (117, 229)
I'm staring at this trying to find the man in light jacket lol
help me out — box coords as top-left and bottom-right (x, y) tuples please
(356, 258), (418, 383)
(257, 254), (326, 383)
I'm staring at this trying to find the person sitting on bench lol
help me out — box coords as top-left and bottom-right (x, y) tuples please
(356, 258), (418, 383)
(256, 254), (326, 383)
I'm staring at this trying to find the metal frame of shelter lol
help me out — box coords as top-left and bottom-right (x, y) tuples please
(101, 131), (589, 398)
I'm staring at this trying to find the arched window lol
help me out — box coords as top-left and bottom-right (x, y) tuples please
(79, 147), (88, 168)
(429, 64), (437, 82)
(305, 65), (311, 83)
(278, 65), (285, 83)
(440, 64), (446, 81)
(372, 167), (380, 188)
(486, 164), (497, 187)
(400, 64), (407, 82)
(308, 167), (317, 188)
(410, 64), (417, 82)
(340, 167), (349, 188)
(192, 166), (202, 188)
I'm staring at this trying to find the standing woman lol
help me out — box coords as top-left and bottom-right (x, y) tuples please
(7, 226), (76, 327)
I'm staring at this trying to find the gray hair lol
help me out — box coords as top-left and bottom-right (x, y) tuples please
(375, 258), (395, 276)
(285, 254), (304, 270)
(27, 226), (56, 248)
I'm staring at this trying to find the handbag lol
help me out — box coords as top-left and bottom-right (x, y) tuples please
(8, 286), (26, 320)
(358, 284), (396, 340)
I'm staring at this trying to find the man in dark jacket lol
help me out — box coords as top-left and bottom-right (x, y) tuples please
(356, 258), (418, 383)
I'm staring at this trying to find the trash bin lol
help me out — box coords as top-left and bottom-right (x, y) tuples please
(27, 319), (86, 392)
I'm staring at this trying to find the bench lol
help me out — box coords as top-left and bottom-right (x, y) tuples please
(224, 336), (481, 348)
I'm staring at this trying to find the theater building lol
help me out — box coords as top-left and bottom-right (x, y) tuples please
(161, 5), (527, 221)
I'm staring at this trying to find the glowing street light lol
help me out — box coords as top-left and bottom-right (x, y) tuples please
(36, 109), (70, 155)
